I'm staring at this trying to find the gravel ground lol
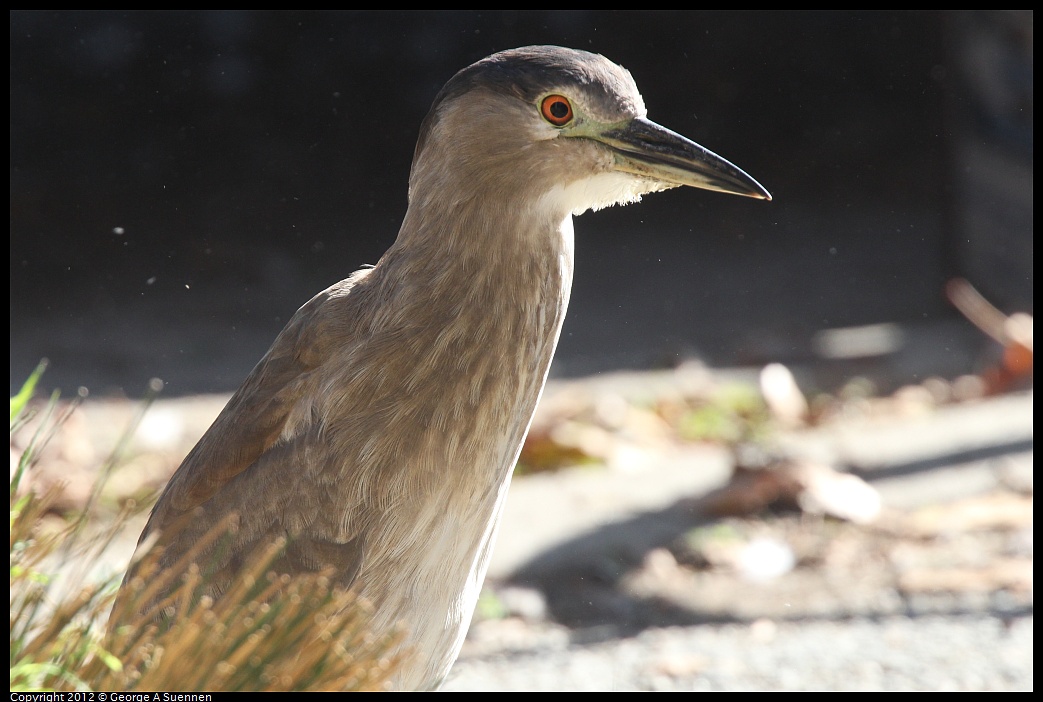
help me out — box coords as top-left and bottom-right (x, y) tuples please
(443, 613), (1033, 691)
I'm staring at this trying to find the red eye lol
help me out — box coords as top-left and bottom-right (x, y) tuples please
(540, 94), (573, 126)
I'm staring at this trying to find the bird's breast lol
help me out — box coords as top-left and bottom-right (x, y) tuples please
(300, 217), (576, 688)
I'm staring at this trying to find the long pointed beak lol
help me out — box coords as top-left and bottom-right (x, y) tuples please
(599, 117), (771, 200)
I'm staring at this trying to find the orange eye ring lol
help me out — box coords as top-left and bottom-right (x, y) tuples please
(540, 94), (573, 126)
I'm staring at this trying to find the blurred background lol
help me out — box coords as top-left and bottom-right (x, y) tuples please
(10, 10), (1032, 397)
(9, 12), (1033, 690)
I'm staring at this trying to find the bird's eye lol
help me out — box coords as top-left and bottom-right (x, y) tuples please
(540, 95), (574, 126)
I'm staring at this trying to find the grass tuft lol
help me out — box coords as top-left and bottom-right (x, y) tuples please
(11, 363), (402, 692)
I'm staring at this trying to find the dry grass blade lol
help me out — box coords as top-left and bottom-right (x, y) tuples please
(104, 531), (404, 691)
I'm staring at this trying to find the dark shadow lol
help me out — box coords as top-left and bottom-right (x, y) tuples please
(848, 438), (1034, 481)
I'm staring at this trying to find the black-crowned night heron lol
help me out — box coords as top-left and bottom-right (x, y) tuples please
(119, 45), (769, 689)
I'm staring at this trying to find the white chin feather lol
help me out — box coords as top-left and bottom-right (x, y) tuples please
(544, 172), (679, 216)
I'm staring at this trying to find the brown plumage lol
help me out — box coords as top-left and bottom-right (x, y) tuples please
(116, 46), (769, 689)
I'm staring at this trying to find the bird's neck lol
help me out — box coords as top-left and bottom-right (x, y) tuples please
(368, 190), (575, 478)
(389, 184), (576, 325)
